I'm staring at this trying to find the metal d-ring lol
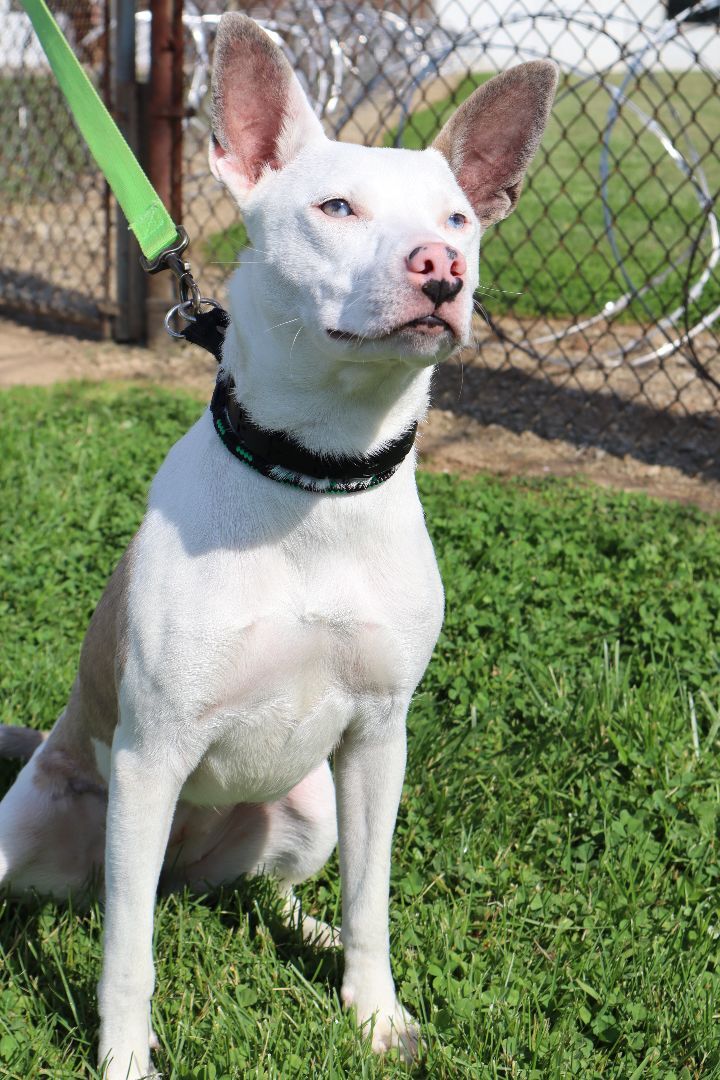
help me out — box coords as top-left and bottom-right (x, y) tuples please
(178, 271), (202, 315)
(164, 296), (221, 339)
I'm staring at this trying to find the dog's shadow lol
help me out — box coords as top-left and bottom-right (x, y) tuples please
(0, 838), (344, 1072)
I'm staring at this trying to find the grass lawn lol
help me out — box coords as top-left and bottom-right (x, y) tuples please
(1, 383), (720, 1077)
(204, 71), (720, 326)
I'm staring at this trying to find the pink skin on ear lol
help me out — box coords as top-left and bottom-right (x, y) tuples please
(209, 13), (325, 202)
(433, 60), (558, 227)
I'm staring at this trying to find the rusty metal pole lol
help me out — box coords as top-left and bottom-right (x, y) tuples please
(113, 0), (146, 342)
(146, 0), (184, 341)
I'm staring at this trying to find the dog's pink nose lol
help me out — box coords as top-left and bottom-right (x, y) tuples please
(406, 243), (466, 307)
(406, 243), (466, 279)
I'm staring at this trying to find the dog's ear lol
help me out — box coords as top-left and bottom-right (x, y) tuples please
(433, 61), (558, 228)
(209, 13), (325, 202)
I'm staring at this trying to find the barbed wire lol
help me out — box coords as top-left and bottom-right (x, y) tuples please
(1, 1), (718, 450)
(170, 1), (719, 374)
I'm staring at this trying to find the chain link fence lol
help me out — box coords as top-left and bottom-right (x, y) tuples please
(1, 1), (719, 476)
(0, 0), (115, 332)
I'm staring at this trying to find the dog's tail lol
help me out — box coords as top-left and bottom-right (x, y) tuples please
(0, 725), (47, 761)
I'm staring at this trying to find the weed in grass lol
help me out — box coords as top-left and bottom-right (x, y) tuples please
(1, 385), (720, 1076)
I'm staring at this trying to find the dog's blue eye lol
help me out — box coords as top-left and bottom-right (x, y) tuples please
(448, 212), (467, 229)
(320, 198), (354, 218)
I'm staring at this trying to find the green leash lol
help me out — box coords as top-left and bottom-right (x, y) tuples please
(21, 0), (211, 327)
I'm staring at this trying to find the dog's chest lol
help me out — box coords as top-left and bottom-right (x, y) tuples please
(182, 621), (400, 805)
(129, 479), (444, 806)
(114, 417), (448, 805)
(180, 547), (440, 805)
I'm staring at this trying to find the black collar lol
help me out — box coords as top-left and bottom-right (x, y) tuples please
(183, 306), (418, 494)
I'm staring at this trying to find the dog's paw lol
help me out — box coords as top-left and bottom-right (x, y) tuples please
(99, 1005), (161, 1079)
(367, 1000), (421, 1061)
(99, 1043), (159, 1080)
(342, 981), (421, 1062)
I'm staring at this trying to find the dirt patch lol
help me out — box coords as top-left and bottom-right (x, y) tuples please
(422, 409), (720, 513)
(0, 316), (218, 395)
(1, 314), (719, 514)
(425, 313), (720, 511)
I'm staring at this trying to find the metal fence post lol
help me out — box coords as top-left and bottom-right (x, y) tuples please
(112, 0), (146, 342)
(145, 0), (184, 342)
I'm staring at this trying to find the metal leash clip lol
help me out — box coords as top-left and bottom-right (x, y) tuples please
(140, 226), (220, 339)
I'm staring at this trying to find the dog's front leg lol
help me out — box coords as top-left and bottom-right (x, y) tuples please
(97, 722), (185, 1080)
(335, 718), (419, 1060)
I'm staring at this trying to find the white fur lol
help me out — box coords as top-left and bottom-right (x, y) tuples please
(0, 15), (557, 1077)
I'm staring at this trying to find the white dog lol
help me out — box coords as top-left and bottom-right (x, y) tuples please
(0, 15), (556, 1077)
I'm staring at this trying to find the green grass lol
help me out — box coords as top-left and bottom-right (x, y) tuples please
(2, 383), (720, 1078)
(204, 71), (720, 324)
(0, 76), (91, 197)
(203, 220), (248, 267)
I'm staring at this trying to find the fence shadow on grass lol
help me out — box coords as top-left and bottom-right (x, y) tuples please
(432, 361), (720, 483)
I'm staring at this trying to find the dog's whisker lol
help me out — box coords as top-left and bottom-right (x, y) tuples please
(289, 325), (304, 360)
(265, 317), (302, 333)
(472, 298), (491, 326)
(474, 282), (523, 297)
(339, 294), (365, 313)
(209, 260), (271, 268)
